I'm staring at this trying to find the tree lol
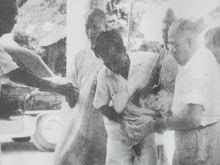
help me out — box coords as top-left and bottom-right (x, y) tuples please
(90, 0), (106, 11)
(13, 0), (66, 56)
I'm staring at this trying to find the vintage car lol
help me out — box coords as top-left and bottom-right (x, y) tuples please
(0, 45), (67, 152)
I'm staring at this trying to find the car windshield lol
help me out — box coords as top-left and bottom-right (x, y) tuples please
(3, 45), (54, 78)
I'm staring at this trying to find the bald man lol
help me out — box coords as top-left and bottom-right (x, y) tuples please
(154, 19), (220, 165)
(54, 8), (108, 165)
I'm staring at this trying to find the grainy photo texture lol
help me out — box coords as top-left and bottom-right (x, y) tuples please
(0, 0), (220, 165)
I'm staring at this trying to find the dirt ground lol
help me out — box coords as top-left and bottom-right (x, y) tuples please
(1, 138), (54, 165)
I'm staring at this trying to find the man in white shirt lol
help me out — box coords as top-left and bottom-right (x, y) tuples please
(0, 45), (19, 80)
(54, 8), (108, 165)
(93, 30), (161, 165)
(154, 19), (220, 165)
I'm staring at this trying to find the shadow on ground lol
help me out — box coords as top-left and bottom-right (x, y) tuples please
(1, 141), (42, 153)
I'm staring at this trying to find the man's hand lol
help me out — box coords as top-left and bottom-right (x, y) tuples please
(6, 68), (79, 108)
(122, 116), (156, 142)
(99, 105), (123, 123)
(54, 83), (79, 108)
(154, 116), (167, 134)
(126, 101), (161, 118)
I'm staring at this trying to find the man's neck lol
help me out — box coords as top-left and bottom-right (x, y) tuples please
(180, 48), (198, 66)
(120, 56), (130, 80)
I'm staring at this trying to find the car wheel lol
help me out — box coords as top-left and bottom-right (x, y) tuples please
(12, 137), (31, 142)
(32, 114), (62, 152)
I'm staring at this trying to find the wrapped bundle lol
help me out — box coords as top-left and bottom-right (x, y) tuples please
(121, 52), (164, 143)
(123, 102), (157, 143)
(123, 52), (178, 142)
(159, 53), (178, 93)
(141, 53), (178, 114)
(110, 52), (161, 114)
(140, 91), (173, 116)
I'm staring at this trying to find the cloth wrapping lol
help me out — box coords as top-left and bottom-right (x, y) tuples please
(123, 108), (155, 143)
(122, 53), (164, 143)
(123, 53), (177, 143)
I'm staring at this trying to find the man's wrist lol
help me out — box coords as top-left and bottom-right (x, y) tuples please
(50, 82), (58, 91)
(154, 116), (168, 134)
(150, 120), (157, 133)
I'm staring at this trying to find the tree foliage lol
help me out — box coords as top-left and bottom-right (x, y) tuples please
(13, 0), (66, 56)
(106, 0), (129, 34)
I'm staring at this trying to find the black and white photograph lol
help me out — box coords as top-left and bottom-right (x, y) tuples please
(0, 0), (220, 165)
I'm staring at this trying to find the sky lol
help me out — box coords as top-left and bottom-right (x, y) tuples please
(139, 0), (220, 42)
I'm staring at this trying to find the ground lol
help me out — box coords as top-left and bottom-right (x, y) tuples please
(0, 132), (175, 165)
(1, 137), (54, 165)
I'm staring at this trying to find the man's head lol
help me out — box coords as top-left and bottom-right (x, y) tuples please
(93, 30), (129, 75)
(0, 0), (18, 37)
(85, 8), (107, 45)
(205, 27), (220, 63)
(168, 19), (200, 65)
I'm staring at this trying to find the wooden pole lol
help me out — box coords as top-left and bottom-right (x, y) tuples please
(127, 0), (135, 51)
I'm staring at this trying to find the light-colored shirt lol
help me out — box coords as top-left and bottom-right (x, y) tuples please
(93, 52), (159, 113)
(0, 44), (19, 92)
(171, 47), (220, 126)
(67, 48), (102, 88)
(0, 44), (18, 77)
(54, 48), (107, 165)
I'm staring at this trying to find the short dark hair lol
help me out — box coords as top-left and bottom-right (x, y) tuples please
(92, 30), (125, 59)
(85, 8), (107, 23)
(0, 0), (18, 36)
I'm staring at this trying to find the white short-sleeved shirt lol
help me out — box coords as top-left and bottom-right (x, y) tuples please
(171, 48), (220, 126)
(0, 44), (19, 92)
(0, 44), (18, 77)
(93, 52), (159, 113)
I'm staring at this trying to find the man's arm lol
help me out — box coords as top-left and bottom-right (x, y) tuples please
(156, 104), (204, 131)
(6, 68), (79, 108)
(7, 68), (57, 91)
(126, 101), (161, 117)
(99, 105), (123, 123)
(93, 68), (122, 121)
(167, 104), (204, 130)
